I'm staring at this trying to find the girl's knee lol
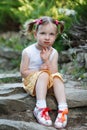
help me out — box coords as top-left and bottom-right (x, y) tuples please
(53, 76), (60, 80)
(39, 72), (49, 79)
(53, 77), (63, 83)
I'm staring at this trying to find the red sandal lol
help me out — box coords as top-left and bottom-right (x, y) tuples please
(33, 106), (52, 126)
(54, 109), (68, 128)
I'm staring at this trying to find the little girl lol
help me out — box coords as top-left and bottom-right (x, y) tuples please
(20, 16), (68, 128)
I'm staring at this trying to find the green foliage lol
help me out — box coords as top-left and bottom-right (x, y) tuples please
(0, 0), (86, 51)
(0, 0), (21, 31)
(71, 58), (86, 79)
(0, 0), (87, 74)
(74, 1), (87, 20)
(0, 76), (21, 83)
(60, 55), (86, 80)
(0, 1), (86, 33)
(0, 34), (23, 50)
(0, 0), (87, 24)
(0, 0), (87, 33)
(53, 34), (65, 52)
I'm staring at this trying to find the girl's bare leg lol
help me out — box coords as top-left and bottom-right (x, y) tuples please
(35, 72), (49, 100)
(34, 72), (52, 126)
(53, 77), (66, 104)
(53, 77), (68, 128)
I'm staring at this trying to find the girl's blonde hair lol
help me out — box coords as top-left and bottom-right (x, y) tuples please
(23, 16), (64, 36)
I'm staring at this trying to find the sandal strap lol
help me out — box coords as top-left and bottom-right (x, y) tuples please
(58, 109), (68, 122)
(36, 106), (51, 120)
(41, 108), (51, 120)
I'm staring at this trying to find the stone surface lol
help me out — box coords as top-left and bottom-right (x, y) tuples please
(0, 119), (56, 130)
(0, 81), (87, 111)
(0, 73), (87, 130)
(0, 47), (20, 60)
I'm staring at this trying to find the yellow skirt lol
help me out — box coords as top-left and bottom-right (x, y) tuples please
(23, 70), (63, 96)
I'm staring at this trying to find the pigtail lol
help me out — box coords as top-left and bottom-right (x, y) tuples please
(24, 20), (36, 35)
(58, 21), (64, 34)
(21, 19), (43, 36)
(54, 19), (64, 34)
(19, 20), (36, 43)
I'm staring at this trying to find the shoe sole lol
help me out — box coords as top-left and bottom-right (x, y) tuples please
(33, 111), (52, 127)
(54, 123), (67, 129)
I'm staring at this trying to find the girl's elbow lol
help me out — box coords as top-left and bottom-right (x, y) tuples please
(20, 69), (24, 77)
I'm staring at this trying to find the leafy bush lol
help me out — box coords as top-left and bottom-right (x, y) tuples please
(0, 0), (21, 31)
(1, 0), (87, 31)
(0, 0), (87, 76)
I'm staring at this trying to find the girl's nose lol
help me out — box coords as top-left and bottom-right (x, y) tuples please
(45, 34), (50, 39)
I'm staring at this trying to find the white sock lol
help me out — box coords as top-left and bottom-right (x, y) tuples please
(58, 103), (68, 111)
(36, 100), (46, 108)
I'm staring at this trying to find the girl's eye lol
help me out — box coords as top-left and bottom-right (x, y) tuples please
(50, 33), (55, 35)
(40, 32), (45, 34)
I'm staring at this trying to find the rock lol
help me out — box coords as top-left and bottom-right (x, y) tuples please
(84, 53), (87, 69)
(65, 80), (87, 107)
(0, 47), (20, 60)
(0, 119), (56, 130)
(0, 72), (21, 83)
(0, 72), (21, 79)
(0, 79), (87, 115)
(0, 99), (27, 114)
(0, 58), (9, 69)
(83, 73), (87, 78)
(59, 51), (71, 63)
(0, 73), (87, 130)
(0, 73), (87, 111)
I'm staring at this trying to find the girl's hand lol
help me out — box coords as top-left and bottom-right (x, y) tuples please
(40, 63), (48, 70)
(40, 47), (52, 62)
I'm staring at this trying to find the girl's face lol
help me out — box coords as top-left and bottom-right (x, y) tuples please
(34, 23), (57, 49)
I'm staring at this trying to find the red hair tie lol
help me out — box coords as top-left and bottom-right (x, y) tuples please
(34, 19), (43, 25)
(55, 20), (59, 25)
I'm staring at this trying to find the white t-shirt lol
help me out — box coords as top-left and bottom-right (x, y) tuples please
(22, 43), (57, 70)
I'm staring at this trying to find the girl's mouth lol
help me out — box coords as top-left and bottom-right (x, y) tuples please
(44, 42), (50, 44)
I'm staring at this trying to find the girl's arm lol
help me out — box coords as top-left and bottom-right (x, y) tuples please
(20, 50), (38, 78)
(44, 51), (58, 74)
(40, 48), (59, 74)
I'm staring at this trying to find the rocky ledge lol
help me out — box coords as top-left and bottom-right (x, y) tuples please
(0, 72), (87, 130)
